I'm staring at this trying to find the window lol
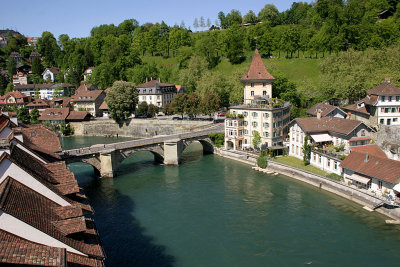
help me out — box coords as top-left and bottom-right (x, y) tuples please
(264, 132), (269, 137)
(251, 83), (254, 87)
(252, 121), (258, 127)
(397, 96), (400, 101)
(392, 108), (396, 113)
(251, 91), (254, 96)
(378, 180), (383, 189)
(263, 90), (267, 96)
(327, 159), (330, 167)
(361, 129), (365, 136)
(381, 107), (385, 112)
(243, 111), (248, 117)
(292, 144), (294, 153)
(380, 119), (385, 124)
(394, 118), (398, 122)
(382, 96), (386, 101)
(263, 113), (269, 118)
(252, 112), (258, 117)
(385, 108), (389, 113)
(263, 122), (269, 128)
(244, 121), (248, 126)
(263, 83), (266, 87)
(244, 129), (248, 134)
(313, 153), (316, 161)
(334, 161), (338, 170)
(389, 96), (393, 101)
(319, 155), (322, 164)
(387, 119), (391, 125)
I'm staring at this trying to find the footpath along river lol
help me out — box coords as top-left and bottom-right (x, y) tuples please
(63, 136), (400, 266)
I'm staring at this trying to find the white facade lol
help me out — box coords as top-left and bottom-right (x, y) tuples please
(139, 93), (175, 108)
(42, 69), (57, 82)
(376, 95), (400, 126)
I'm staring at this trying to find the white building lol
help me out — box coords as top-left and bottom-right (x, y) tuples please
(343, 78), (400, 127)
(136, 79), (177, 109)
(288, 116), (373, 175)
(225, 49), (291, 150)
(42, 67), (59, 82)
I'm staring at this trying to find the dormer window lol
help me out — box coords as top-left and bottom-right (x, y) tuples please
(263, 83), (266, 87)
(31, 133), (36, 137)
(251, 83), (254, 87)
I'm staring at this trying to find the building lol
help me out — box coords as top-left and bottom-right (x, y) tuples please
(176, 85), (186, 94)
(25, 98), (50, 114)
(42, 67), (60, 82)
(343, 78), (400, 127)
(14, 83), (74, 99)
(29, 51), (41, 61)
(70, 87), (105, 117)
(136, 79), (177, 109)
(341, 147), (400, 200)
(225, 49), (291, 150)
(12, 72), (28, 86)
(27, 37), (39, 47)
(83, 67), (94, 81)
(0, 91), (31, 108)
(9, 52), (22, 64)
(50, 96), (71, 109)
(288, 116), (373, 175)
(38, 108), (70, 124)
(306, 102), (347, 118)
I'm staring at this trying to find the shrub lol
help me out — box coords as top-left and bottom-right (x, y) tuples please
(257, 156), (268, 169)
(208, 133), (224, 148)
(340, 155), (347, 160)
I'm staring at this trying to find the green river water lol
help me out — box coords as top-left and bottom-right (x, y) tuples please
(63, 137), (400, 267)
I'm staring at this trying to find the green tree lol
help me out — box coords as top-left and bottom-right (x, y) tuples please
(147, 104), (159, 117)
(52, 85), (64, 98)
(126, 63), (159, 85)
(7, 58), (16, 77)
(302, 135), (311, 165)
(0, 73), (9, 95)
(218, 11), (227, 29)
(170, 93), (187, 118)
(224, 25), (245, 64)
(106, 81), (138, 122)
(17, 107), (30, 124)
(30, 107), (40, 124)
(184, 93), (202, 117)
(37, 31), (61, 66)
(31, 56), (43, 75)
(258, 4), (280, 25)
(243, 10), (257, 24)
(200, 92), (220, 116)
(6, 83), (14, 93)
(193, 18), (199, 31)
(225, 9), (242, 27)
(60, 122), (74, 136)
(257, 155), (268, 168)
(179, 56), (208, 93)
(252, 131), (261, 149)
(136, 101), (148, 116)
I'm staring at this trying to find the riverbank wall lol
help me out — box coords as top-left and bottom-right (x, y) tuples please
(71, 119), (213, 138)
(216, 148), (400, 221)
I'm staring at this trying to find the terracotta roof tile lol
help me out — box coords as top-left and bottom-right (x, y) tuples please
(70, 90), (103, 102)
(39, 108), (69, 121)
(340, 151), (400, 183)
(52, 217), (87, 235)
(137, 79), (175, 88)
(53, 205), (83, 220)
(342, 102), (370, 116)
(0, 91), (29, 100)
(26, 98), (50, 107)
(306, 103), (341, 117)
(50, 97), (71, 108)
(241, 49), (275, 81)
(99, 100), (108, 110)
(21, 124), (61, 155)
(294, 117), (364, 136)
(367, 80), (400, 96)
(67, 111), (90, 121)
(76, 84), (98, 93)
(350, 144), (387, 158)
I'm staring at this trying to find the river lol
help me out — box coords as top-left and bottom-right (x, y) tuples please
(63, 137), (400, 266)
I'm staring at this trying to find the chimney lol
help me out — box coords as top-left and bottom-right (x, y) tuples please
(364, 152), (369, 162)
(385, 77), (391, 83)
(316, 109), (322, 119)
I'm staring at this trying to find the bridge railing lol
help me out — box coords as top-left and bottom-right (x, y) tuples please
(61, 123), (224, 157)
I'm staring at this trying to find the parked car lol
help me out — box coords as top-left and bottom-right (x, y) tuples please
(218, 110), (227, 117)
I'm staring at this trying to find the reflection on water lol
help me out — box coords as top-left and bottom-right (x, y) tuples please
(68, 141), (400, 266)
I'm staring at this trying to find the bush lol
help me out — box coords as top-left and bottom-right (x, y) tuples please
(257, 156), (268, 169)
(208, 133), (224, 148)
(340, 155), (347, 160)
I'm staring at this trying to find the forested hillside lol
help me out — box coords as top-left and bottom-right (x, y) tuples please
(1, 0), (400, 117)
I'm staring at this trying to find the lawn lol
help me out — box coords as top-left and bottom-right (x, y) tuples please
(271, 156), (329, 177)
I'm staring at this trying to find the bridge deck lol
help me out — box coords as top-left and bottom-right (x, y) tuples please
(60, 124), (224, 158)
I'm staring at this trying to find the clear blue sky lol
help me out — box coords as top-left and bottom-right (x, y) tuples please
(1, 0), (312, 38)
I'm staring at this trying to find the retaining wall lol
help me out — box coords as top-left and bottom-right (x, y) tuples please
(71, 119), (213, 138)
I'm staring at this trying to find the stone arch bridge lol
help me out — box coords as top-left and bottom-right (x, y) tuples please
(59, 124), (223, 178)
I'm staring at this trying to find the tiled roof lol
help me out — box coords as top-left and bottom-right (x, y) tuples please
(26, 98), (50, 107)
(104, 87), (111, 93)
(350, 144), (387, 158)
(99, 100), (108, 110)
(44, 67), (59, 75)
(70, 90), (103, 102)
(67, 111), (90, 120)
(137, 79), (175, 88)
(342, 102), (370, 116)
(340, 151), (400, 183)
(367, 80), (400, 96)
(0, 91), (28, 100)
(21, 124), (62, 159)
(0, 177), (105, 258)
(241, 49), (275, 81)
(294, 117), (364, 136)
(306, 103), (340, 117)
(15, 83), (73, 90)
(76, 84), (98, 93)
(39, 108), (69, 121)
(50, 97), (71, 108)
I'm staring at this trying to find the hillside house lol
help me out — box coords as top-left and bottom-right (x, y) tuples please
(137, 79), (177, 109)
(0, 92), (30, 108)
(42, 67), (59, 82)
(70, 87), (105, 117)
(306, 103), (347, 118)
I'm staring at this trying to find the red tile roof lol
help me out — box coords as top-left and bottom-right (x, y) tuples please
(99, 100), (108, 110)
(67, 111), (90, 121)
(50, 97), (71, 108)
(76, 83), (98, 93)
(340, 151), (400, 183)
(26, 98), (50, 107)
(70, 90), (103, 102)
(241, 49), (275, 81)
(294, 117), (364, 136)
(350, 144), (387, 158)
(342, 102), (370, 116)
(0, 91), (28, 100)
(306, 103), (341, 117)
(39, 108), (69, 121)
(367, 80), (400, 96)
(137, 79), (175, 88)
(21, 124), (62, 159)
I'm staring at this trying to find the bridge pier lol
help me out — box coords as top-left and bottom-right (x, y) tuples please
(99, 150), (120, 178)
(163, 139), (183, 165)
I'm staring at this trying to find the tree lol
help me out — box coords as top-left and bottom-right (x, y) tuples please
(136, 101), (148, 116)
(179, 56), (208, 93)
(7, 58), (16, 78)
(147, 104), (159, 117)
(30, 107), (40, 124)
(60, 122), (74, 136)
(31, 56), (43, 75)
(218, 11), (227, 29)
(180, 20), (186, 29)
(170, 93), (187, 118)
(193, 18), (199, 31)
(302, 135), (311, 165)
(200, 16), (206, 29)
(106, 81), (138, 122)
(17, 107), (30, 124)
(206, 18), (211, 28)
(200, 92), (220, 116)
(258, 4), (280, 25)
(0, 73), (9, 95)
(184, 93), (202, 117)
(37, 31), (60, 66)
(243, 10), (257, 24)
(225, 9), (242, 27)
(252, 131), (261, 149)
(6, 83), (14, 93)
(224, 25), (245, 64)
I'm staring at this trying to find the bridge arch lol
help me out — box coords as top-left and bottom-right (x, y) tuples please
(181, 137), (215, 155)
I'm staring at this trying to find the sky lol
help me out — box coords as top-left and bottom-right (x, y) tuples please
(1, 0), (312, 38)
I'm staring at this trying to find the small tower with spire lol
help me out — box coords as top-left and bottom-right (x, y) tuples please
(240, 49), (275, 104)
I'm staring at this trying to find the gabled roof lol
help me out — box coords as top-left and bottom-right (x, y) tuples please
(293, 117), (366, 136)
(99, 100), (108, 110)
(21, 124), (62, 159)
(350, 144), (387, 159)
(340, 151), (400, 184)
(240, 49), (275, 82)
(43, 67), (59, 75)
(26, 98), (50, 107)
(67, 111), (91, 121)
(306, 103), (343, 117)
(50, 97), (71, 108)
(0, 91), (29, 100)
(39, 108), (69, 121)
(70, 90), (103, 102)
(137, 79), (175, 88)
(367, 80), (400, 96)
(76, 84), (98, 93)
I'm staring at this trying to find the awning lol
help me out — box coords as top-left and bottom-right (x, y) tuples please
(242, 144), (251, 148)
(310, 133), (332, 143)
(393, 184), (400, 192)
(351, 174), (371, 184)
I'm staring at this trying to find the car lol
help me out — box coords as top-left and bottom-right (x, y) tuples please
(172, 116), (182, 120)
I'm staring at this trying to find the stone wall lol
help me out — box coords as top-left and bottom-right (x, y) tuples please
(374, 125), (400, 160)
(71, 119), (213, 138)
